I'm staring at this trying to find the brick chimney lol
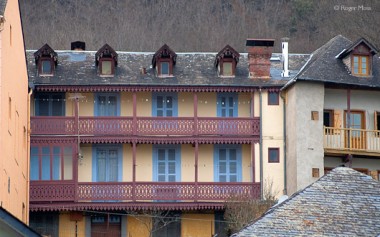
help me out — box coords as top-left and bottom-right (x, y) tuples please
(246, 39), (275, 78)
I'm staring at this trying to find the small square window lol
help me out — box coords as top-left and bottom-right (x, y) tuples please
(101, 61), (112, 75)
(268, 148), (279, 163)
(268, 92), (279, 105)
(223, 62), (233, 76)
(41, 60), (52, 74)
(161, 62), (169, 75)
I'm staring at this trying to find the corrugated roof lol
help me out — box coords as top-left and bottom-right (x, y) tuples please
(232, 167), (380, 237)
(27, 50), (309, 88)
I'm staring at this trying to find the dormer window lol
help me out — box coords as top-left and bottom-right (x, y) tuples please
(352, 55), (369, 76)
(34, 44), (58, 76)
(152, 44), (177, 77)
(336, 38), (378, 77)
(215, 45), (240, 77)
(95, 44), (118, 76)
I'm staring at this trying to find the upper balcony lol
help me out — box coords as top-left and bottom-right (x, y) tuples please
(30, 116), (260, 137)
(324, 127), (380, 156)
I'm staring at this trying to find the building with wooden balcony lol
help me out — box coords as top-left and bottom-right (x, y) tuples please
(27, 40), (308, 236)
(283, 35), (380, 195)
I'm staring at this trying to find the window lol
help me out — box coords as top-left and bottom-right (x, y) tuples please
(161, 62), (170, 76)
(153, 93), (178, 117)
(268, 148), (279, 163)
(222, 62), (233, 76)
(323, 110), (334, 127)
(217, 93), (238, 117)
(91, 214), (121, 237)
(34, 93), (65, 116)
(375, 111), (380, 131)
(92, 145), (122, 182)
(152, 213), (181, 237)
(30, 212), (59, 237)
(153, 146), (181, 182)
(100, 59), (113, 75)
(268, 91), (279, 105)
(95, 93), (119, 116)
(352, 55), (369, 76)
(40, 59), (53, 75)
(30, 145), (73, 181)
(214, 145), (242, 182)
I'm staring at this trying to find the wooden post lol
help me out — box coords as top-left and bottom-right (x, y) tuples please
(132, 142), (137, 201)
(133, 92), (137, 135)
(194, 93), (198, 135)
(195, 142), (199, 201)
(74, 98), (79, 202)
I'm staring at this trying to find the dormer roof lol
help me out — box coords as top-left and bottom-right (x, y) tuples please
(34, 43), (58, 66)
(152, 44), (177, 68)
(95, 44), (118, 67)
(214, 45), (240, 68)
(336, 37), (378, 59)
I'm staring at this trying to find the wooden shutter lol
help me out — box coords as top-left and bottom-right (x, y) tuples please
(333, 110), (342, 134)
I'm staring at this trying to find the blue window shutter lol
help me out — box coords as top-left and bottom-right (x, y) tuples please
(92, 145), (122, 182)
(176, 146), (181, 181)
(52, 146), (61, 180)
(92, 146), (97, 182)
(152, 146), (158, 181)
(214, 144), (242, 182)
(152, 92), (178, 117)
(30, 147), (39, 180)
(95, 93), (120, 116)
(217, 93), (238, 117)
(153, 145), (181, 182)
(41, 146), (51, 180)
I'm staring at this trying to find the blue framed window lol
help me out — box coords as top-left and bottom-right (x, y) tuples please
(94, 93), (120, 116)
(30, 145), (73, 181)
(217, 93), (238, 117)
(214, 145), (242, 182)
(92, 145), (122, 182)
(268, 91), (279, 105)
(161, 62), (170, 75)
(152, 92), (178, 117)
(34, 93), (65, 116)
(153, 145), (181, 182)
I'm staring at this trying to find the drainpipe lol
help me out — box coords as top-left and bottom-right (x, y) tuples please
(259, 88), (263, 199)
(280, 91), (287, 195)
(27, 88), (33, 224)
(346, 89), (352, 167)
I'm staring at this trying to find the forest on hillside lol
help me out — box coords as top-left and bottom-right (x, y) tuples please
(19, 0), (380, 53)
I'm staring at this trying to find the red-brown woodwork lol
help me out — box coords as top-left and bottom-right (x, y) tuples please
(30, 181), (260, 203)
(31, 116), (260, 136)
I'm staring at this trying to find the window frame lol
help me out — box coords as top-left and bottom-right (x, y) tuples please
(323, 109), (334, 127)
(219, 58), (236, 77)
(375, 111), (380, 131)
(152, 145), (181, 182)
(352, 55), (370, 76)
(217, 92), (238, 117)
(157, 59), (173, 77)
(92, 145), (122, 182)
(38, 58), (54, 76)
(214, 144), (242, 182)
(152, 92), (178, 117)
(99, 58), (115, 76)
(268, 147), (280, 163)
(34, 93), (65, 116)
(30, 144), (74, 181)
(268, 91), (279, 105)
(94, 93), (120, 116)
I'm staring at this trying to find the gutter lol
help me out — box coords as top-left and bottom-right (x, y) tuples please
(259, 88), (263, 199)
(280, 91), (287, 195)
(27, 88), (33, 224)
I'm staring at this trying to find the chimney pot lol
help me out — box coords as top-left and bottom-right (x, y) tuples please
(71, 41), (86, 51)
(281, 37), (290, 77)
(246, 39), (275, 78)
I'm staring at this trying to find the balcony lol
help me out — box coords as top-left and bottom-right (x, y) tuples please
(30, 181), (261, 203)
(30, 116), (260, 137)
(324, 127), (380, 156)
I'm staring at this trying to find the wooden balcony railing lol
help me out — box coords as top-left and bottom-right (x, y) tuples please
(30, 116), (260, 136)
(324, 127), (380, 153)
(30, 181), (261, 202)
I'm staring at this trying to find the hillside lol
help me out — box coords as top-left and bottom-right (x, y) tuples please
(19, 0), (380, 53)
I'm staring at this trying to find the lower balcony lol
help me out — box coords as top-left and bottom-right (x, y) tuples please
(30, 181), (261, 203)
(324, 127), (380, 156)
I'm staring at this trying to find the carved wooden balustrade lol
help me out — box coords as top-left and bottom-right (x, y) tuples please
(30, 116), (260, 136)
(30, 182), (261, 202)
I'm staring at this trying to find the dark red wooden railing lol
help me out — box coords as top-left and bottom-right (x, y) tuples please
(30, 116), (260, 136)
(30, 181), (260, 202)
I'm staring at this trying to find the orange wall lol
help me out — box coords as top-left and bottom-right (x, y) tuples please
(0, 0), (29, 223)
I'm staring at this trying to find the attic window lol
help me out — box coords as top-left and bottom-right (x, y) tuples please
(34, 44), (58, 76)
(152, 44), (177, 77)
(215, 45), (240, 77)
(95, 44), (118, 77)
(352, 55), (369, 76)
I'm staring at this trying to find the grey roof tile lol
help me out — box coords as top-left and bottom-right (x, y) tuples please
(232, 167), (380, 237)
(27, 50), (309, 89)
(0, 0), (6, 16)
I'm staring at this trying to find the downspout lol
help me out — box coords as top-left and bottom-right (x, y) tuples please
(27, 88), (33, 224)
(280, 91), (287, 195)
(259, 88), (263, 199)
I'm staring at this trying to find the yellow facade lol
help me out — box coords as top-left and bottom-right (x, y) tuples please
(58, 212), (85, 237)
(0, 0), (29, 223)
(127, 215), (151, 237)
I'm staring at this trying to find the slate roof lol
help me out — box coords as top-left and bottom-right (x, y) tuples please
(26, 50), (309, 89)
(232, 167), (380, 237)
(283, 35), (380, 89)
(0, 0), (6, 16)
